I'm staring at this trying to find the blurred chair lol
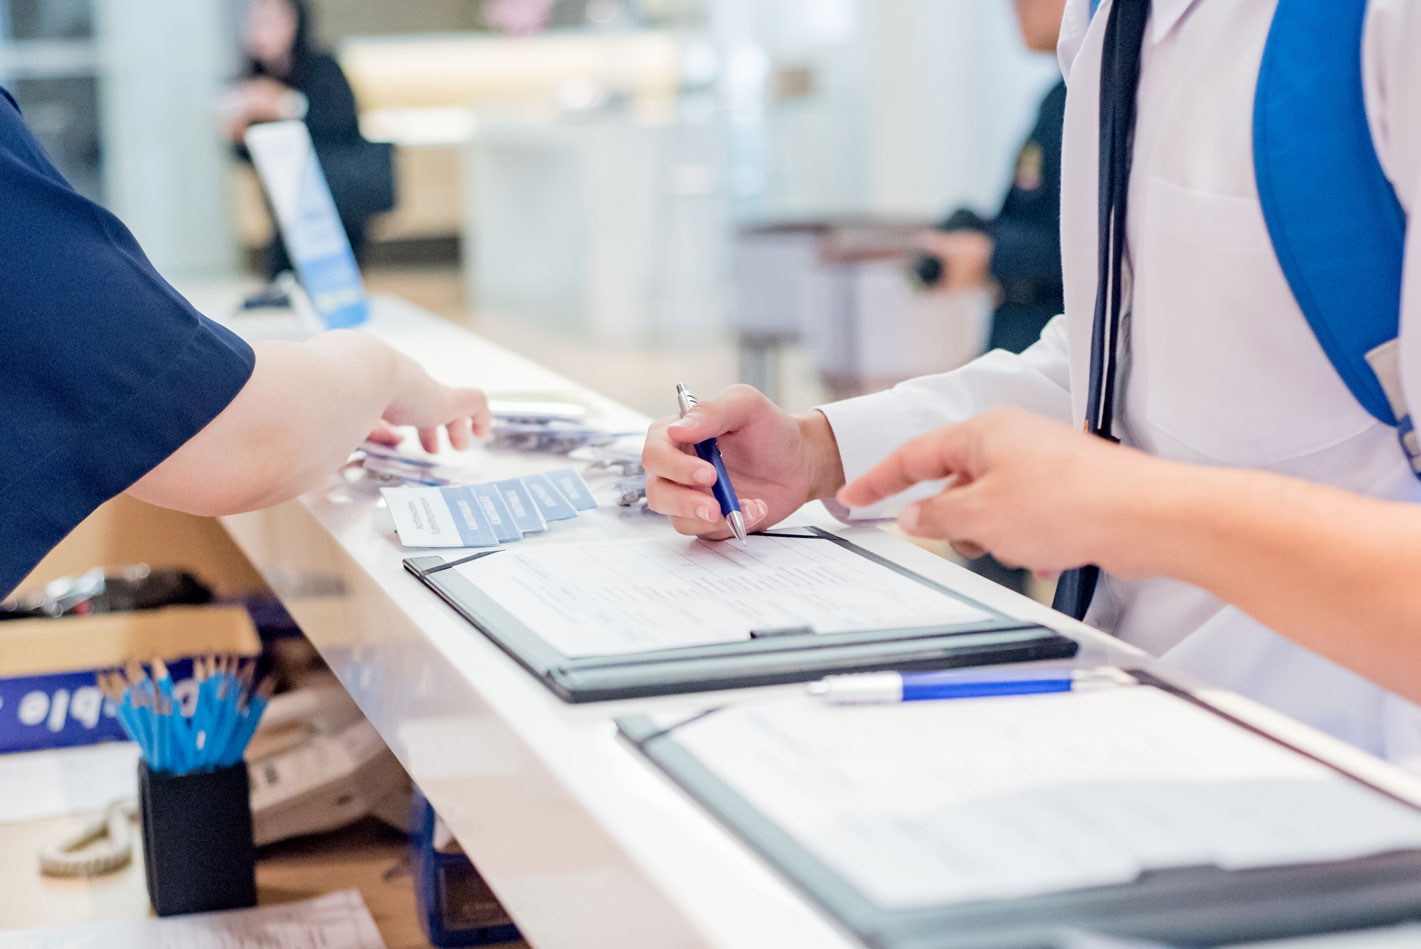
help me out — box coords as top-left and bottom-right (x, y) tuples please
(730, 225), (828, 402)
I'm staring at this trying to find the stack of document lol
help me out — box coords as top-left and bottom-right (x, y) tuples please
(382, 468), (597, 548)
(0, 742), (141, 824)
(0, 890), (385, 949)
(355, 443), (463, 486)
(629, 687), (1421, 909)
(404, 528), (1076, 702)
(446, 532), (994, 656)
(489, 397), (638, 453)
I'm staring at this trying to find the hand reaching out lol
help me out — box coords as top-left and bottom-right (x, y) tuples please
(838, 407), (1163, 577)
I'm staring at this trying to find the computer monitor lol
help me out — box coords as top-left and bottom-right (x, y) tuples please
(244, 120), (369, 329)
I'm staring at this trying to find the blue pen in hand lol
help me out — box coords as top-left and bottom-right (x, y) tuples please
(676, 383), (747, 546)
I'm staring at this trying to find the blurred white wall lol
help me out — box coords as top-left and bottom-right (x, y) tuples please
(95, 0), (237, 280)
(76, 0), (1055, 281)
(864, 0), (1061, 217)
(712, 0), (1061, 222)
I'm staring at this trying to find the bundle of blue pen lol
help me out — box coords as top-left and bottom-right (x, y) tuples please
(98, 656), (274, 775)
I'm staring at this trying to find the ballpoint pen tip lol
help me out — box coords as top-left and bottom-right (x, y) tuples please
(727, 511), (748, 546)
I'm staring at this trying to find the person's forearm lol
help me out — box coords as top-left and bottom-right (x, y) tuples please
(129, 332), (408, 515)
(1100, 462), (1421, 704)
(796, 409), (846, 501)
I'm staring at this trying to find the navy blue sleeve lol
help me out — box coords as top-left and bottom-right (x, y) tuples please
(988, 80), (1066, 306)
(0, 88), (256, 597)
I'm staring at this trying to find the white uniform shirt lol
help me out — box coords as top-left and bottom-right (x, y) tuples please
(818, 0), (1421, 770)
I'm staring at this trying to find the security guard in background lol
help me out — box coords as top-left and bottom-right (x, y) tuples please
(914, 77), (1067, 357)
(914, 0), (1068, 357)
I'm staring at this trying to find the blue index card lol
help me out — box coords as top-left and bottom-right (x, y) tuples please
(472, 484), (523, 543)
(492, 479), (547, 533)
(439, 487), (500, 547)
(544, 467), (598, 511)
(518, 473), (579, 522)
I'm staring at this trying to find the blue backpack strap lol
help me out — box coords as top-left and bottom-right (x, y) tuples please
(1254, 0), (1410, 445)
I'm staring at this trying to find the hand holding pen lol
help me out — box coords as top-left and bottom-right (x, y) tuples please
(644, 385), (843, 541)
(675, 384), (748, 545)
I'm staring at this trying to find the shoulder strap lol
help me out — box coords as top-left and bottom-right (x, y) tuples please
(1254, 0), (1407, 430)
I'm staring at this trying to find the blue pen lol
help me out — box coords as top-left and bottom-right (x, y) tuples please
(198, 655), (228, 767)
(808, 668), (1131, 704)
(218, 678), (274, 767)
(206, 658), (244, 769)
(676, 383), (747, 546)
(151, 657), (187, 773)
(124, 659), (161, 770)
(104, 672), (149, 761)
(190, 659), (211, 766)
(196, 659), (223, 772)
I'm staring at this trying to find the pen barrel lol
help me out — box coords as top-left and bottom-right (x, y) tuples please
(901, 678), (1072, 701)
(693, 438), (741, 515)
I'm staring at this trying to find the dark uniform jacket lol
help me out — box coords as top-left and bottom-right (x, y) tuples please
(942, 79), (1067, 355)
(243, 53), (394, 277)
(0, 88), (254, 597)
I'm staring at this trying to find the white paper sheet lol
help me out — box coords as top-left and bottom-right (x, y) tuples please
(1220, 924), (1421, 948)
(0, 890), (385, 949)
(0, 742), (141, 824)
(665, 687), (1421, 909)
(453, 532), (992, 656)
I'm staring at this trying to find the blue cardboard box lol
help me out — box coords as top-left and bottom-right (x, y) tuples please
(0, 605), (260, 754)
(413, 791), (521, 946)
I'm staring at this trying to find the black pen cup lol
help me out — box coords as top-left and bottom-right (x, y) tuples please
(138, 760), (257, 917)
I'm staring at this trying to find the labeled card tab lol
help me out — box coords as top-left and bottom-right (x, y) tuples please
(519, 474), (579, 522)
(472, 484), (523, 544)
(493, 479), (547, 533)
(385, 466), (600, 548)
(439, 486), (500, 547)
(545, 467), (598, 511)
(382, 487), (466, 548)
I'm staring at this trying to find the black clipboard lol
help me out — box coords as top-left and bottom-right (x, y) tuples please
(403, 527), (1077, 703)
(617, 672), (1421, 948)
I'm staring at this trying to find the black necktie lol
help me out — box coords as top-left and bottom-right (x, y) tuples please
(1052, 0), (1151, 621)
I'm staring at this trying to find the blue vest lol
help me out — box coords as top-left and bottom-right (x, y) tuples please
(1088, 0), (1419, 474)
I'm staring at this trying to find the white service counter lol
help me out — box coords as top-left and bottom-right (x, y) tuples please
(199, 293), (1421, 949)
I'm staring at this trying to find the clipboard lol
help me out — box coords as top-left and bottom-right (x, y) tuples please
(616, 672), (1421, 948)
(403, 527), (1077, 703)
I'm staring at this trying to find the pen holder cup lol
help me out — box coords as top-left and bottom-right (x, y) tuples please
(138, 760), (257, 917)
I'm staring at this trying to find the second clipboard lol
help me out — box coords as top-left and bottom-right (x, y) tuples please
(402, 527), (1078, 703)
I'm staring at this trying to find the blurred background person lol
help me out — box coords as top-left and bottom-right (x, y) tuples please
(914, 0), (1065, 356)
(222, 0), (393, 279)
(909, 0), (1067, 595)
